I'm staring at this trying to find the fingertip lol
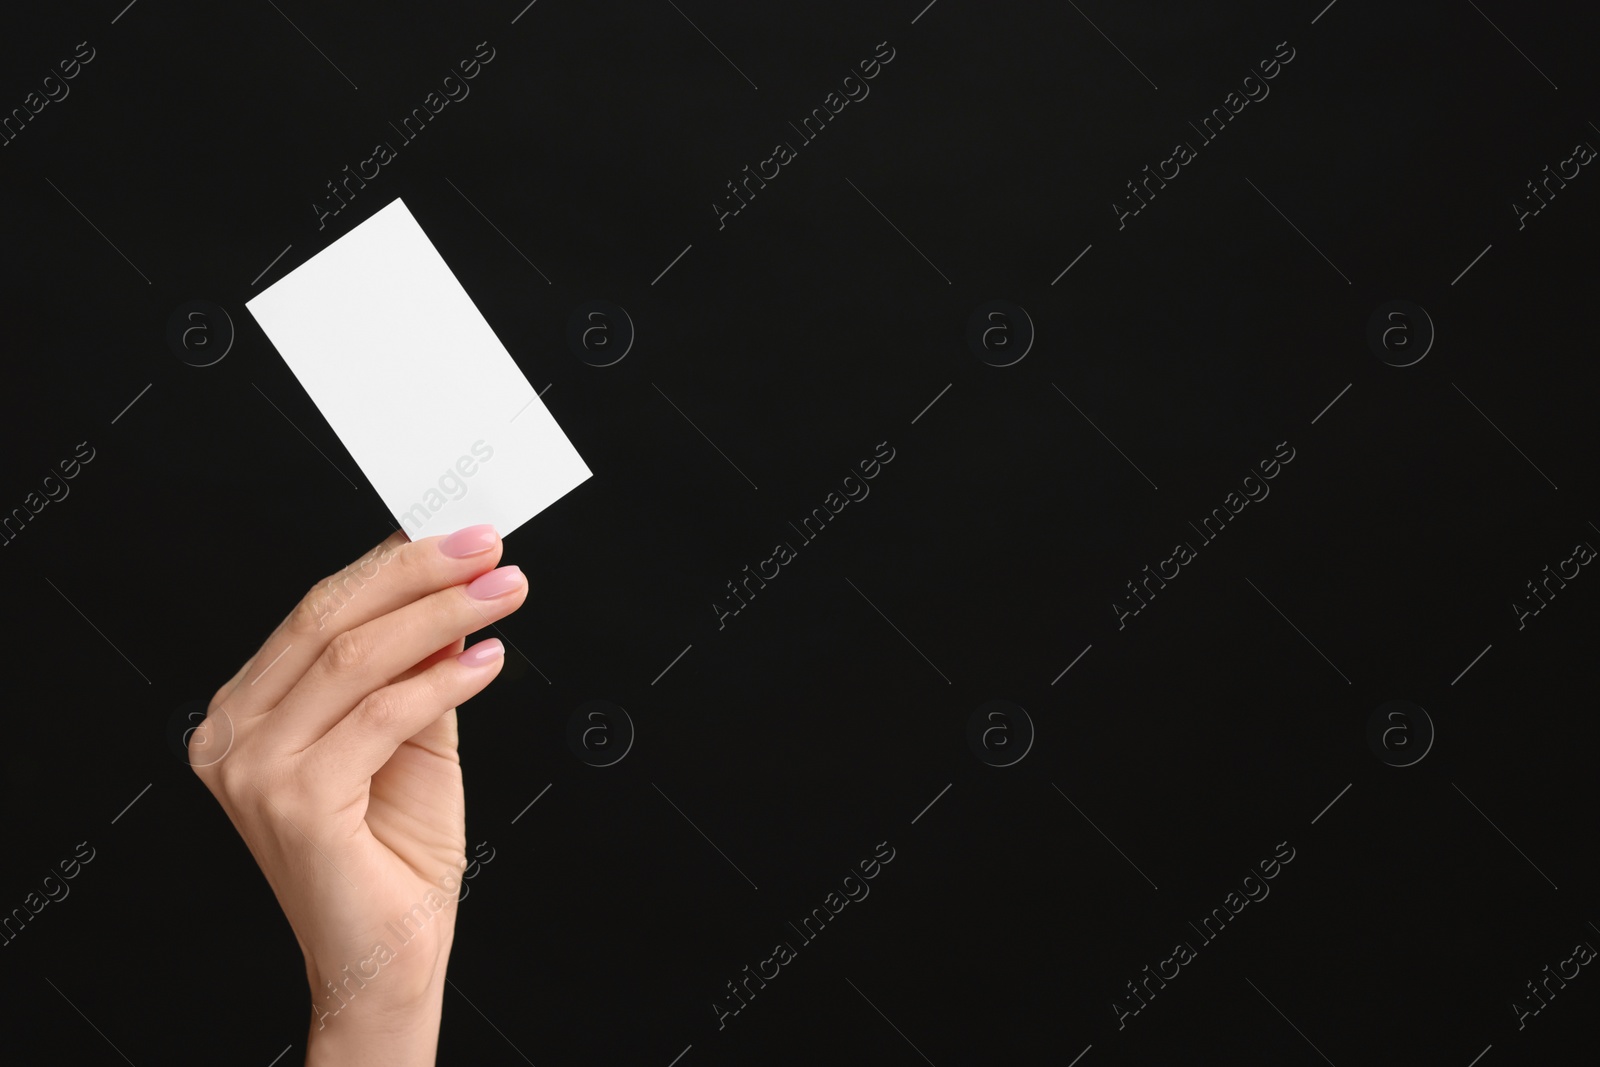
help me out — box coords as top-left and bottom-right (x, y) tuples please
(457, 638), (505, 668)
(465, 565), (524, 601)
(440, 524), (502, 559)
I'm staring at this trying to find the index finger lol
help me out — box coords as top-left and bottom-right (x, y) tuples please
(214, 525), (502, 716)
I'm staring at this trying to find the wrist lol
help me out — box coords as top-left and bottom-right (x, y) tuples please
(304, 924), (455, 1066)
(306, 973), (447, 1067)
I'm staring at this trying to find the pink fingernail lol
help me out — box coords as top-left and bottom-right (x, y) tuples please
(457, 638), (504, 667)
(466, 565), (523, 600)
(440, 524), (499, 558)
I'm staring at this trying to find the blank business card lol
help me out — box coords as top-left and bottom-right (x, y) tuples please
(245, 197), (591, 541)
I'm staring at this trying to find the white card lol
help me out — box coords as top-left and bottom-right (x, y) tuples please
(245, 196), (591, 541)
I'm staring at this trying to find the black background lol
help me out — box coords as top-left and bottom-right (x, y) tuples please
(3, 1), (1599, 1063)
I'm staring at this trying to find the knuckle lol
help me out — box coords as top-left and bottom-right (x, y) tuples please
(391, 541), (428, 583)
(324, 628), (371, 674)
(321, 573), (363, 620)
(188, 707), (234, 779)
(221, 759), (296, 815)
(185, 727), (212, 779)
(355, 689), (404, 733)
(254, 772), (313, 825)
(213, 751), (247, 797)
(287, 582), (333, 636)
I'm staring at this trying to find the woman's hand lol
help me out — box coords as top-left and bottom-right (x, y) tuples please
(188, 524), (525, 1066)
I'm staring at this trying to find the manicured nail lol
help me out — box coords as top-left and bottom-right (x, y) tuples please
(457, 638), (505, 667)
(466, 565), (523, 600)
(440, 524), (499, 558)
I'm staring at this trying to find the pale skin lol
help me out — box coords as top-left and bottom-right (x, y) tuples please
(189, 524), (525, 1066)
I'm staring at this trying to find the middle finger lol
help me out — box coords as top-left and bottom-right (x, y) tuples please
(225, 526), (502, 718)
(264, 564), (528, 752)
